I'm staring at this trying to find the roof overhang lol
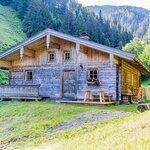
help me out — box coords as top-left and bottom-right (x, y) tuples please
(0, 28), (135, 60)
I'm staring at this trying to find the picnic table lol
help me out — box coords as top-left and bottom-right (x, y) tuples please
(84, 90), (112, 103)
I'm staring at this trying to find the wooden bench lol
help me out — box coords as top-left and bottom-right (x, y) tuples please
(92, 95), (112, 102)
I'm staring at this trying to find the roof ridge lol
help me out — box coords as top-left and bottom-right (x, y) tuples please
(0, 28), (135, 60)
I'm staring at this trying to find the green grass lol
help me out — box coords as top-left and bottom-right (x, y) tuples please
(0, 5), (26, 53)
(0, 102), (100, 149)
(39, 111), (150, 150)
(0, 101), (138, 149)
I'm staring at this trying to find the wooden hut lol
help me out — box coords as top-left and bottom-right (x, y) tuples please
(0, 29), (149, 103)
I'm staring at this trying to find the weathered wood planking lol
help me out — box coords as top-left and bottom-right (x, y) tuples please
(122, 60), (140, 91)
(12, 37), (110, 67)
(0, 85), (39, 98)
(0, 60), (12, 69)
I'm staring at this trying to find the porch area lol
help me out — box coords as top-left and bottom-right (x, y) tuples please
(121, 87), (147, 103)
(57, 89), (116, 106)
(0, 85), (41, 100)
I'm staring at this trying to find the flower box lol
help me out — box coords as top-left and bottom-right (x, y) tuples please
(87, 79), (100, 86)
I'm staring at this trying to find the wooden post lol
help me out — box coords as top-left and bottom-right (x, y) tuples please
(76, 43), (80, 63)
(20, 47), (24, 59)
(46, 34), (51, 49)
(109, 54), (114, 67)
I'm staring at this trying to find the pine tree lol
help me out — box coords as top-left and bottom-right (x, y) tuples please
(23, 0), (55, 37)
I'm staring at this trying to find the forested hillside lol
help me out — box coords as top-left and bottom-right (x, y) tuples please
(0, 0), (133, 51)
(87, 5), (150, 41)
(0, 4), (26, 52)
(0, 4), (26, 85)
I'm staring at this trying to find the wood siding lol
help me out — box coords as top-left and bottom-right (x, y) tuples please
(0, 85), (39, 98)
(10, 64), (117, 100)
(12, 38), (109, 67)
(122, 60), (140, 91)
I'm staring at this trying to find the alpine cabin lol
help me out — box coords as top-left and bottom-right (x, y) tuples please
(0, 29), (149, 103)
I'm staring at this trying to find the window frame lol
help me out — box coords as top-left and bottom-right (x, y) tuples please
(24, 70), (33, 81)
(64, 51), (71, 61)
(48, 51), (56, 63)
(87, 68), (99, 80)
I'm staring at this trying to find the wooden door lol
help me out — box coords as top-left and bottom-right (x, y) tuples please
(62, 70), (77, 98)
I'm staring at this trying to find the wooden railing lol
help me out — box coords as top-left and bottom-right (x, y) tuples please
(0, 85), (40, 99)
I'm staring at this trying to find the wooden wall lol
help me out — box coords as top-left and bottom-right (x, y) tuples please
(122, 60), (140, 91)
(12, 37), (109, 67)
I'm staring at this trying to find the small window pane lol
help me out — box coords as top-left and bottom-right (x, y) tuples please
(64, 52), (70, 60)
(49, 52), (55, 62)
(88, 69), (98, 80)
(90, 75), (93, 78)
(94, 75), (97, 79)
(25, 71), (33, 81)
(94, 71), (97, 74)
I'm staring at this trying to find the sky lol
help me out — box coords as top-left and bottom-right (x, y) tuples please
(77, 0), (150, 10)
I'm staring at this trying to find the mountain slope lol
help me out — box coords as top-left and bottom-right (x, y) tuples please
(0, 0), (133, 49)
(0, 4), (26, 85)
(0, 4), (26, 53)
(87, 5), (150, 40)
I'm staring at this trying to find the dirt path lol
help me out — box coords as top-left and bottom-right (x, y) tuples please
(48, 110), (132, 133)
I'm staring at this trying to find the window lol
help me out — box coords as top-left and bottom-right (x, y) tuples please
(64, 52), (71, 61)
(25, 71), (33, 81)
(49, 52), (55, 62)
(87, 69), (98, 80)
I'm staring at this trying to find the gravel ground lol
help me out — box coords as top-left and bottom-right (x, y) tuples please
(48, 110), (132, 133)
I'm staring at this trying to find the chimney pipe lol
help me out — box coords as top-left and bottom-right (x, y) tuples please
(80, 32), (90, 40)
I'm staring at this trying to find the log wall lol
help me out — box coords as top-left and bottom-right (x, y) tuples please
(122, 60), (140, 92)
(10, 64), (117, 100)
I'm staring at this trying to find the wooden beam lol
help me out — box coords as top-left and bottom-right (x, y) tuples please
(76, 43), (80, 63)
(24, 49), (35, 57)
(28, 38), (46, 49)
(110, 54), (114, 67)
(46, 34), (51, 49)
(0, 60), (12, 69)
(20, 47), (24, 59)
